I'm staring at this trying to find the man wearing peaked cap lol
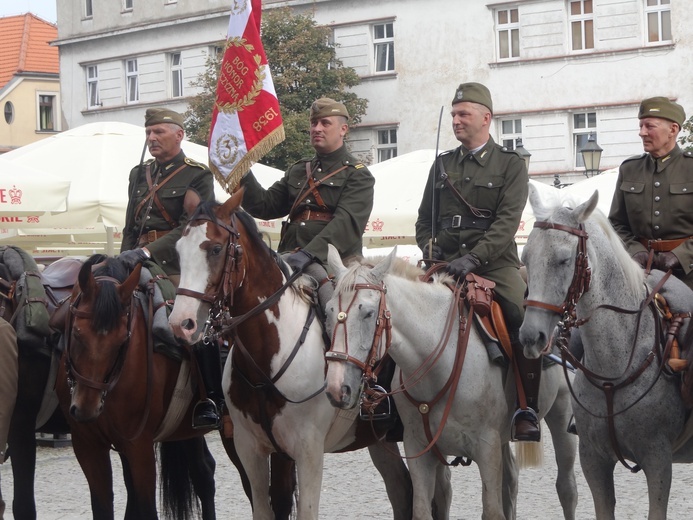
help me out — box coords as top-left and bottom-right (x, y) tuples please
(610, 96), (693, 291)
(241, 95), (373, 274)
(118, 107), (221, 429)
(416, 81), (541, 442)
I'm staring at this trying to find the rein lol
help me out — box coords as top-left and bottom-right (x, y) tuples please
(525, 219), (686, 472)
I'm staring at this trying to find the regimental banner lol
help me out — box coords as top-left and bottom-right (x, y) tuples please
(209, 0), (285, 193)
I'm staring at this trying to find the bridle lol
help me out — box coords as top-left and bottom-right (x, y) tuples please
(326, 281), (392, 382)
(523, 220), (591, 326)
(65, 276), (133, 399)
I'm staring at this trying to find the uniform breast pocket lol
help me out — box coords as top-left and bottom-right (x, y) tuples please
(473, 176), (504, 208)
(316, 175), (346, 209)
(159, 187), (185, 218)
(669, 182), (693, 223)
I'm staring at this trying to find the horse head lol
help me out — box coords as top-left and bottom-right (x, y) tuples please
(169, 188), (284, 346)
(65, 255), (141, 422)
(324, 245), (396, 409)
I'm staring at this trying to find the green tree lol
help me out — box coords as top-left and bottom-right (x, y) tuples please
(678, 114), (693, 152)
(185, 7), (368, 171)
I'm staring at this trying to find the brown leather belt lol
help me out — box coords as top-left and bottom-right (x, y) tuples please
(138, 229), (171, 247)
(638, 236), (693, 252)
(291, 208), (334, 223)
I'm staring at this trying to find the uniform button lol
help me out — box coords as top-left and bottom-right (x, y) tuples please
(630, 187), (635, 191)
(147, 215), (151, 219)
(684, 188), (688, 192)
(329, 182), (334, 185)
(654, 211), (660, 216)
(162, 260), (167, 264)
(654, 196), (660, 202)
(654, 225), (660, 230)
(306, 199), (311, 203)
(461, 243), (467, 248)
(465, 177), (471, 182)
(487, 182), (493, 187)
(300, 222), (306, 226)
(345, 161), (350, 164)
(317, 168), (323, 173)
(172, 190), (176, 194)
(654, 181), (661, 187)
(502, 147), (507, 151)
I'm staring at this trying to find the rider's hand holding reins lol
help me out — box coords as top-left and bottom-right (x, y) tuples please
(446, 253), (481, 280)
(653, 251), (680, 272)
(285, 249), (314, 272)
(632, 251), (649, 269)
(118, 248), (150, 269)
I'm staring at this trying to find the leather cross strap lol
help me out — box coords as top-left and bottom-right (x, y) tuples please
(438, 157), (493, 219)
(133, 163), (185, 230)
(286, 163), (349, 221)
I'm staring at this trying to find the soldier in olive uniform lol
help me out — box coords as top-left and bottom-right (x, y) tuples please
(609, 96), (693, 291)
(118, 108), (221, 429)
(0, 318), (18, 466)
(241, 97), (374, 295)
(415, 83), (541, 442)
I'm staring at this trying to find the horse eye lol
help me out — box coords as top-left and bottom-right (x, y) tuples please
(209, 244), (223, 256)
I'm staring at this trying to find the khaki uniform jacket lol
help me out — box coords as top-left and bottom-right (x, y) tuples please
(415, 138), (528, 319)
(121, 150), (215, 276)
(241, 145), (374, 266)
(609, 145), (693, 278)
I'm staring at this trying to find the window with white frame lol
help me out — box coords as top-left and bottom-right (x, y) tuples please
(123, 0), (133, 11)
(570, 0), (594, 51)
(38, 94), (58, 131)
(496, 8), (520, 60)
(500, 119), (522, 150)
(170, 53), (183, 98)
(87, 65), (100, 108)
(573, 112), (597, 168)
(645, 0), (671, 43)
(376, 128), (397, 162)
(126, 59), (139, 103)
(373, 22), (395, 73)
(85, 0), (93, 18)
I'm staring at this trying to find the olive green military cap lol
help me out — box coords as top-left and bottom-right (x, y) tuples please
(310, 97), (349, 120)
(452, 82), (493, 113)
(144, 108), (185, 129)
(638, 97), (685, 126)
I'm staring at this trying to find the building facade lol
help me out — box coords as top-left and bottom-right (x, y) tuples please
(55, 0), (691, 182)
(0, 14), (61, 153)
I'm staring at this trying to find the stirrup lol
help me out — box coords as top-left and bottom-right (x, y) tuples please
(192, 398), (221, 430)
(510, 407), (540, 442)
(360, 384), (392, 421)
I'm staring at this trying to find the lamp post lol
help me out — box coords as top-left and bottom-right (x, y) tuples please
(580, 132), (603, 178)
(515, 138), (531, 171)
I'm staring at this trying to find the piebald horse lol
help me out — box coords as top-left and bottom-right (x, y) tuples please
(168, 191), (446, 520)
(519, 187), (693, 520)
(325, 245), (578, 520)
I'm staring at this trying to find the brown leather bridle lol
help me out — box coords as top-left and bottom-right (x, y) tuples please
(326, 282), (392, 381)
(523, 220), (591, 324)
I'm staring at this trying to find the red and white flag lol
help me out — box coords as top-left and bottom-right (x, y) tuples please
(209, 0), (284, 192)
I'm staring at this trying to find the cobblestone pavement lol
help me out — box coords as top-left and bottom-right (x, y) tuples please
(2, 424), (693, 519)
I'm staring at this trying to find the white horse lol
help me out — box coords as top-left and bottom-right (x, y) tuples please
(168, 194), (447, 520)
(325, 245), (578, 520)
(519, 187), (693, 520)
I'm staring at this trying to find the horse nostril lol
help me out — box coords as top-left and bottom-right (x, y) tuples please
(182, 318), (196, 331)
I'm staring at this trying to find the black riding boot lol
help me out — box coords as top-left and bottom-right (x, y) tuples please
(192, 342), (224, 430)
(511, 343), (542, 442)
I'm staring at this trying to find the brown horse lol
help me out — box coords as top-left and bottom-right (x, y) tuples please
(0, 247), (69, 520)
(169, 191), (450, 519)
(54, 255), (230, 520)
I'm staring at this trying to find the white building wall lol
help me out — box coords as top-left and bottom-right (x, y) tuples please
(55, 0), (693, 182)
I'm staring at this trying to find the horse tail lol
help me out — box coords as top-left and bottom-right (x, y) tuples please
(681, 322), (693, 408)
(160, 440), (199, 520)
(515, 438), (544, 469)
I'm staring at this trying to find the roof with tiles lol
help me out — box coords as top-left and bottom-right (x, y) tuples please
(0, 13), (58, 89)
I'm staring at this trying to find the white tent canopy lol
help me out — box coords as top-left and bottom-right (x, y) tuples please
(0, 157), (71, 216)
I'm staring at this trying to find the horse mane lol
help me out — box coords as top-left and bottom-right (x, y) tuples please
(89, 256), (129, 333)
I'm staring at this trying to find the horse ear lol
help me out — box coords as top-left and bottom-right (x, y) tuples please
(528, 182), (547, 215)
(327, 244), (347, 276)
(78, 261), (98, 299)
(118, 263), (142, 306)
(370, 247), (397, 282)
(575, 190), (599, 223)
(218, 187), (244, 220)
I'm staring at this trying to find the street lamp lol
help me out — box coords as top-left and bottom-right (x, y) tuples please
(515, 138), (531, 171)
(580, 132), (603, 178)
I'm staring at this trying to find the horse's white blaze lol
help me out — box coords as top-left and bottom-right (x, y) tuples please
(169, 223), (212, 344)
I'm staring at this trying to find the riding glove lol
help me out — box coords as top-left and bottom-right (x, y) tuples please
(285, 249), (314, 272)
(446, 253), (481, 280)
(631, 251), (649, 269)
(654, 251), (680, 272)
(118, 248), (150, 269)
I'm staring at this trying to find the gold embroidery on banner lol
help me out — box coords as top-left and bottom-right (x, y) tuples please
(215, 134), (241, 167)
(229, 0), (248, 15)
(216, 37), (265, 114)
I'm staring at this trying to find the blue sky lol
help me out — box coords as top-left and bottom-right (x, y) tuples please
(0, 0), (57, 23)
